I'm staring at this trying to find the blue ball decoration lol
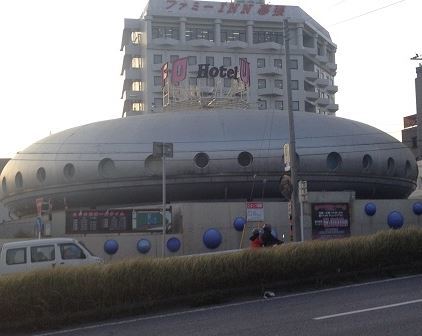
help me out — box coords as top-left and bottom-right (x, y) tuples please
(364, 202), (377, 216)
(233, 216), (246, 231)
(137, 239), (151, 254)
(387, 211), (404, 230)
(104, 239), (119, 255)
(203, 228), (222, 249)
(413, 202), (422, 216)
(166, 237), (181, 252)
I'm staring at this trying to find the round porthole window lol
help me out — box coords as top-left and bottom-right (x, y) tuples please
(98, 158), (115, 178)
(36, 167), (46, 183)
(327, 152), (342, 171)
(2, 177), (7, 193)
(387, 157), (395, 176)
(63, 163), (75, 180)
(15, 172), (23, 189)
(144, 154), (161, 174)
(405, 160), (412, 178)
(238, 151), (253, 167)
(194, 152), (209, 168)
(362, 154), (372, 172)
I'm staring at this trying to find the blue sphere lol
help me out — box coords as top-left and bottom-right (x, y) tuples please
(413, 202), (422, 216)
(203, 228), (222, 249)
(233, 217), (246, 231)
(137, 239), (151, 254)
(364, 202), (377, 216)
(387, 211), (404, 230)
(104, 239), (119, 255)
(166, 237), (181, 252)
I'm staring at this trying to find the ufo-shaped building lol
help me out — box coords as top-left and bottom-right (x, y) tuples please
(0, 109), (417, 217)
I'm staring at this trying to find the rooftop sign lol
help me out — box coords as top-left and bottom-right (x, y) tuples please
(150, 0), (285, 18)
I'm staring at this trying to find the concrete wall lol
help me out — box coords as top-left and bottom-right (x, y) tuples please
(1, 194), (422, 261)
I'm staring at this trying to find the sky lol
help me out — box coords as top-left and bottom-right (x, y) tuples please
(0, 0), (420, 158)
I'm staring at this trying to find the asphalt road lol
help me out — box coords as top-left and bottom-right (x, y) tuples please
(32, 274), (422, 336)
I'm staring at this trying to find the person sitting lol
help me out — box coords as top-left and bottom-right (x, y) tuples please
(261, 224), (283, 247)
(249, 228), (263, 248)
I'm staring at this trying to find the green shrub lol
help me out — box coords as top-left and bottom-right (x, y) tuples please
(2, 227), (422, 332)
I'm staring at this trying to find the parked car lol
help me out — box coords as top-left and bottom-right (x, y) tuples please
(0, 238), (103, 275)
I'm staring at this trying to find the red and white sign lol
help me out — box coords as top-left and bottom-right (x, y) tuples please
(246, 201), (264, 222)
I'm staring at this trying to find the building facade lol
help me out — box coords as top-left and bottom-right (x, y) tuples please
(120, 0), (338, 117)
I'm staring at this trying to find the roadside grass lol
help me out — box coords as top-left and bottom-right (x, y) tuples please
(1, 227), (422, 332)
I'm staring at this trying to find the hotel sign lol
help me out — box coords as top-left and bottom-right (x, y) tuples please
(161, 57), (250, 87)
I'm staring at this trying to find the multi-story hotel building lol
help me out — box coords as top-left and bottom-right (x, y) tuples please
(120, 0), (338, 116)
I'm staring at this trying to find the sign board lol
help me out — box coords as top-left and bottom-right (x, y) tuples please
(311, 203), (350, 240)
(246, 201), (264, 222)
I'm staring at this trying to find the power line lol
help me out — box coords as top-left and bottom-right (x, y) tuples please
(330, 0), (407, 26)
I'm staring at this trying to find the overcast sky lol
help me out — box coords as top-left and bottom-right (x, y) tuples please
(0, 0), (419, 157)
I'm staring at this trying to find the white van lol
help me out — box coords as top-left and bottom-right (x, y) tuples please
(0, 238), (103, 275)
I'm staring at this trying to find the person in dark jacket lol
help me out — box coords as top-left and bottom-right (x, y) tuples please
(261, 224), (283, 247)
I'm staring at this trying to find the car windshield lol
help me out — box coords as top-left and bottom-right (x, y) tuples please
(78, 241), (95, 256)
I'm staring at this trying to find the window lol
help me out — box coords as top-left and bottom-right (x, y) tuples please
(412, 136), (417, 148)
(31, 245), (55, 263)
(6, 248), (26, 265)
(327, 152), (342, 171)
(275, 100), (284, 110)
(132, 102), (144, 111)
(258, 100), (267, 110)
(258, 79), (266, 89)
(153, 54), (162, 64)
(274, 59), (282, 68)
(170, 55), (179, 63)
(154, 76), (162, 86)
(131, 32), (142, 44)
(60, 243), (86, 260)
(221, 29), (246, 42)
(153, 97), (162, 108)
(132, 81), (144, 91)
(185, 26), (214, 41)
(63, 163), (75, 179)
(131, 57), (143, 69)
(37, 167), (46, 183)
(15, 172), (23, 188)
(223, 57), (231, 67)
(206, 56), (214, 66)
(292, 101), (299, 111)
(275, 80), (283, 89)
(188, 56), (197, 65)
(194, 152), (210, 168)
(291, 80), (299, 90)
(189, 77), (197, 86)
(238, 152), (253, 167)
(152, 26), (179, 39)
(289, 59), (298, 69)
(253, 31), (283, 44)
(257, 58), (266, 68)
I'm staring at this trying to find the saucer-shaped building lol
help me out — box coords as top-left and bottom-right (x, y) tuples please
(0, 109), (417, 217)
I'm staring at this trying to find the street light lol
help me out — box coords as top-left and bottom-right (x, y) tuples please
(153, 141), (173, 256)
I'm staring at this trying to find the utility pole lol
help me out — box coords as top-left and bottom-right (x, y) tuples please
(283, 19), (301, 242)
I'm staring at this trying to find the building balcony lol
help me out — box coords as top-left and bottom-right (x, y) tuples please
(317, 97), (330, 106)
(327, 62), (337, 72)
(186, 39), (214, 48)
(254, 42), (282, 51)
(152, 37), (180, 46)
(327, 103), (339, 112)
(124, 68), (145, 80)
(326, 84), (338, 94)
(125, 90), (145, 100)
(316, 78), (330, 88)
(304, 71), (318, 82)
(256, 66), (283, 76)
(257, 86), (283, 97)
(303, 46), (317, 56)
(223, 40), (248, 49)
(305, 91), (319, 101)
(316, 55), (329, 64)
(124, 43), (143, 55)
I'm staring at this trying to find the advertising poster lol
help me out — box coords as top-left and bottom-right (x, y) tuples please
(311, 203), (350, 240)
